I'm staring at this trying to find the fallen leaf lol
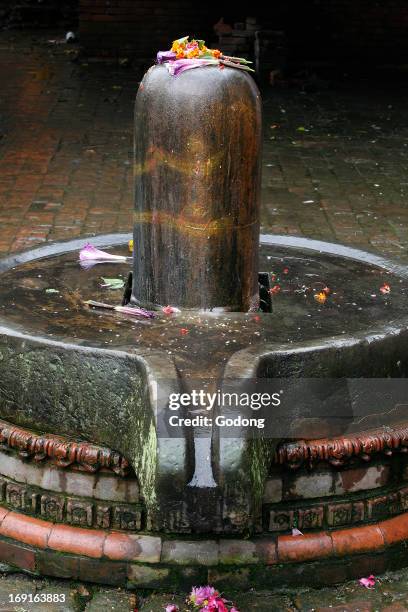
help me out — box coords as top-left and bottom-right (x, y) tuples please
(100, 277), (125, 290)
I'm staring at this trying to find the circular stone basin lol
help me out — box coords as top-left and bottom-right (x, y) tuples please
(0, 233), (407, 443)
(0, 234), (407, 376)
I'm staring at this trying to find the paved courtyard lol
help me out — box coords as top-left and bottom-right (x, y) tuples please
(1, 29), (408, 612)
(1, 31), (408, 262)
(2, 563), (408, 611)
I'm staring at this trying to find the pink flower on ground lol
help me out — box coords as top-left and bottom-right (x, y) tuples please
(359, 574), (376, 589)
(230, 608), (240, 612)
(200, 595), (228, 612)
(380, 283), (391, 295)
(189, 586), (217, 607)
(162, 305), (181, 315)
(165, 605), (179, 612)
(79, 243), (128, 262)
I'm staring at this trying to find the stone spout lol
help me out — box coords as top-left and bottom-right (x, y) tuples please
(132, 64), (262, 311)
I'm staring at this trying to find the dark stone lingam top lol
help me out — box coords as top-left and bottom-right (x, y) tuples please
(132, 64), (262, 312)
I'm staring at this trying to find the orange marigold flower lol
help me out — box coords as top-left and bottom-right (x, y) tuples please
(314, 291), (327, 304)
(211, 49), (221, 58)
(186, 48), (199, 58)
(176, 51), (185, 59)
(171, 40), (186, 52)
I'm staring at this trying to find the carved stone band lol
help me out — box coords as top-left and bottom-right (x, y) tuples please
(274, 424), (408, 469)
(0, 419), (131, 477)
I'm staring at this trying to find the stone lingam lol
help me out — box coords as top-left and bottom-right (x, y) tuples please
(0, 39), (408, 590)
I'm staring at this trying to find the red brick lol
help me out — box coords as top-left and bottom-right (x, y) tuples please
(278, 532), (333, 563)
(48, 524), (106, 558)
(379, 513), (408, 546)
(0, 512), (51, 549)
(0, 538), (35, 571)
(331, 524), (385, 556)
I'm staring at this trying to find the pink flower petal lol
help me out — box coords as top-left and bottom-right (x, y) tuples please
(157, 50), (176, 63)
(116, 306), (155, 319)
(359, 575), (376, 588)
(168, 58), (218, 76)
(165, 605), (179, 612)
(292, 528), (303, 536)
(162, 305), (181, 315)
(79, 243), (128, 262)
(189, 586), (217, 606)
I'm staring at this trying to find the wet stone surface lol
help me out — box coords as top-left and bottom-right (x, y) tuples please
(0, 241), (406, 382)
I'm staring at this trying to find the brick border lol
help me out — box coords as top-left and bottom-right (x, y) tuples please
(0, 506), (408, 586)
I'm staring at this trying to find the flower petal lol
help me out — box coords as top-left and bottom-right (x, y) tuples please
(79, 243), (128, 262)
(157, 50), (177, 64)
(116, 305), (156, 319)
(169, 58), (218, 76)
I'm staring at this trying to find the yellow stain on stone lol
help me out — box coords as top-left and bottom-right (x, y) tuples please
(133, 210), (258, 235)
(134, 145), (222, 177)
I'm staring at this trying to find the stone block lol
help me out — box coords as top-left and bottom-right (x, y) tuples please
(334, 464), (390, 494)
(40, 494), (65, 522)
(36, 549), (80, 579)
(263, 477), (282, 503)
(219, 539), (258, 564)
(268, 509), (294, 532)
(104, 533), (161, 563)
(127, 564), (170, 588)
(208, 567), (251, 590)
(284, 472), (333, 500)
(298, 506), (324, 529)
(0, 538), (35, 572)
(161, 540), (218, 566)
(79, 557), (128, 586)
(66, 499), (93, 527)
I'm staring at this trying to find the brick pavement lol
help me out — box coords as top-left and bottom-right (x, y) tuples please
(1, 565), (408, 611)
(1, 31), (408, 262)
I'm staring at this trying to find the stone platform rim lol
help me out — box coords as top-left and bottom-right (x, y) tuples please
(1, 232), (407, 277)
(0, 505), (407, 587)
